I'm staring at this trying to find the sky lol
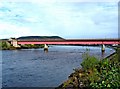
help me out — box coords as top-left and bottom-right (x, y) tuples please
(0, 0), (119, 39)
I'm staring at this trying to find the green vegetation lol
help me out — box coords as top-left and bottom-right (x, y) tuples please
(90, 58), (120, 88)
(0, 41), (16, 50)
(57, 48), (120, 88)
(18, 36), (64, 40)
(0, 41), (44, 50)
(21, 44), (44, 49)
(81, 53), (99, 70)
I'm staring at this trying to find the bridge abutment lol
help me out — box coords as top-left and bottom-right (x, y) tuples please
(9, 38), (20, 48)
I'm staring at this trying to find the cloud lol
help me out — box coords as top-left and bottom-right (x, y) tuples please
(0, 0), (119, 2)
(0, 20), (57, 39)
(0, 1), (118, 39)
(0, 21), (33, 38)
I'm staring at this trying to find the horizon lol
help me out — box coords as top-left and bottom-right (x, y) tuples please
(1, 35), (120, 40)
(0, 0), (119, 39)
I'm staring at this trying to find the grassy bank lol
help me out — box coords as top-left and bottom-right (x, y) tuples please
(21, 44), (44, 49)
(0, 41), (17, 50)
(57, 47), (120, 88)
(0, 41), (44, 50)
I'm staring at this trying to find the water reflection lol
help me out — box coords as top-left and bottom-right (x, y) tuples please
(44, 49), (48, 53)
(101, 51), (105, 59)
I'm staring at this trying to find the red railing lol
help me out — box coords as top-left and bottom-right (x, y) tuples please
(17, 39), (120, 45)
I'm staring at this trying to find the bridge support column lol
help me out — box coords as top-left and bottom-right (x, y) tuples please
(44, 44), (48, 52)
(101, 44), (105, 52)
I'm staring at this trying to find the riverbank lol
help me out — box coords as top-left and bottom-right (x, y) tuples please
(0, 41), (44, 50)
(56, 47), (120, 88)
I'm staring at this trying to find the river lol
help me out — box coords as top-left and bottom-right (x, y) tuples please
(1, 45), (115, 87)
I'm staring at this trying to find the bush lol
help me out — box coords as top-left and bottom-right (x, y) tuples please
(90, 58), (120, 88)
(57, 49), (120, 89)
(81, 53), (99, 70)
(0, 41), (11, 50)
(80, 53), (120, 88)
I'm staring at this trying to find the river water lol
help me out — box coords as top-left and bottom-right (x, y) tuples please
(1, 45), (115, 87)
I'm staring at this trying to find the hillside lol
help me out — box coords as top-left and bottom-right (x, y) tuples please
(17, 36), (64, 40)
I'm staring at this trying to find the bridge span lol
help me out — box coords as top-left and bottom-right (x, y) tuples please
(17, 39), (120, 45)
(10, 38), (120, 52)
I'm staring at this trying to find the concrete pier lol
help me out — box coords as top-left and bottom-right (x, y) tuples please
(44, 44), (48, 52)
(101, 44), (105, 52)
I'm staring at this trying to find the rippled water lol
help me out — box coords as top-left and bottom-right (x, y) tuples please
(2, 45), (115, 87)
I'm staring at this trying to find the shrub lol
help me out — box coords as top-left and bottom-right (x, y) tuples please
(90, 58), (120, 88)
(81, 53), (99, 70)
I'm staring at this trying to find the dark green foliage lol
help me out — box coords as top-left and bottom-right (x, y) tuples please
(81, 53), (99, 70)
(21, 44), (44, 48)
(17, 36), (64, 40)
(116, 48), (120, 62)
(81, 52), (120, 88)
(0, 41), (11, 50)
(58, 48), (120, 88)
(0, 41), (44, 50)
(90, 58), (120, 88)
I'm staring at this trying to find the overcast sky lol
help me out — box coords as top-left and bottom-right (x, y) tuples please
(0, 0), (118, 39)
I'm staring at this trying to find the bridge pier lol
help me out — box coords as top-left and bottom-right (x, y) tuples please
(44, 44), (48, 52)
(101, 44), (105, 52)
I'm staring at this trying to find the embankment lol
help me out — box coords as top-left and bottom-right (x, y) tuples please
(56, 47), (120, 88)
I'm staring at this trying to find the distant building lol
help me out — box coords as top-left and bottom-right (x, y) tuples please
(9, 38), (20, 47)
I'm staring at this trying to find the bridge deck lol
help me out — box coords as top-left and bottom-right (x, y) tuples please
(17, 39), (120, 45)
